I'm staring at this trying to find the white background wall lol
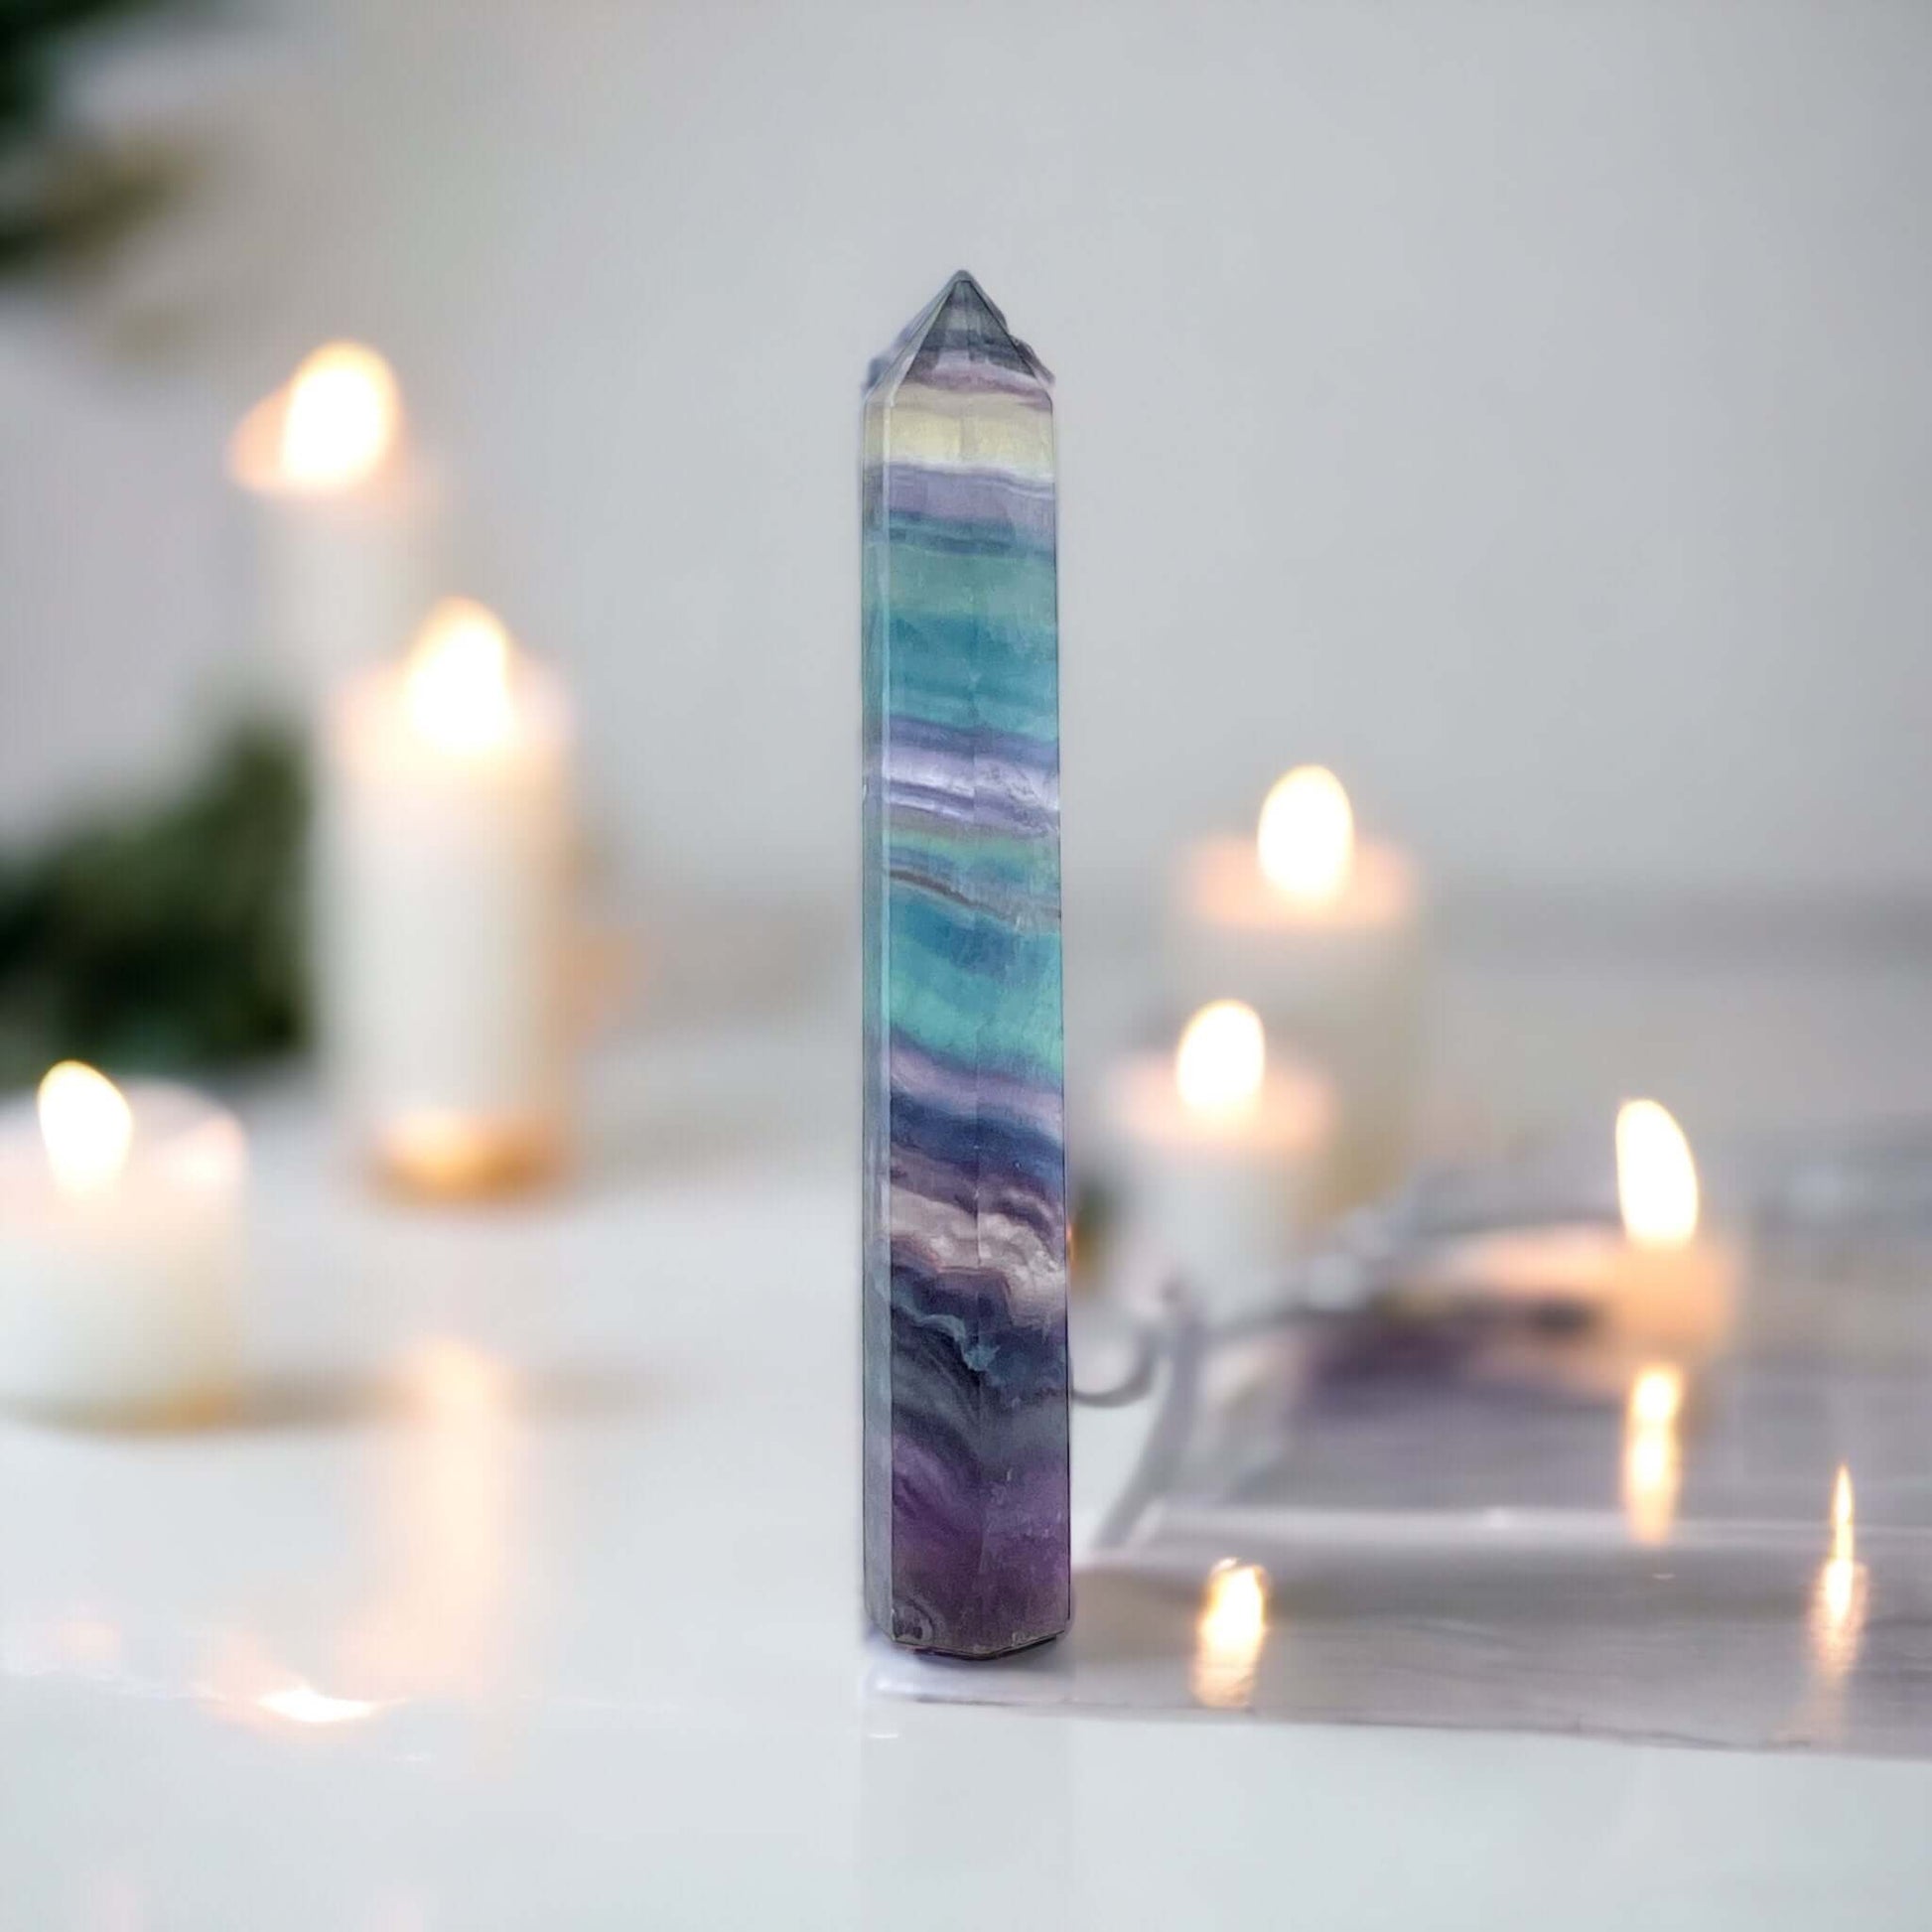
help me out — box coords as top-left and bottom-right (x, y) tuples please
(4, 0), (1930, 906)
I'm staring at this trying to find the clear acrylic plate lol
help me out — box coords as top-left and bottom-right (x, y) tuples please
(871, 1134), (1932, 1757)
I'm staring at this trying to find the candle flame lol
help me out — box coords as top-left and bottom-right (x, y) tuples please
(1191, 1559), (1270, 1710)
(1257, 765), (1355, 905)
(1616, 1099), (1700, 1248)
(1174, 1001), (1266, 1119)
(278, 342), (401, 489)
(37, 1061), (133, 1198)
(1621, 1364), (1685, 1546)
(403, 598), (517, 753)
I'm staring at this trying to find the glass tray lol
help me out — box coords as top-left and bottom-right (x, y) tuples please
(870, 1159), (1932, 1758)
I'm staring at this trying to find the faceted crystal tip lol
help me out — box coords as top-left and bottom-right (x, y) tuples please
(865, 271), (1052, 395)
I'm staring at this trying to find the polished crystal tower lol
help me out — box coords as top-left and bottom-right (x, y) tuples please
(861, 274), (1070, 1658)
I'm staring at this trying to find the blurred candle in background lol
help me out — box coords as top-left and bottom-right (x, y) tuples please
(318, 598), (575, 1196)
(0, 1063), (243, 1425)
(1104, 1000), (1333, 1315)
(229, 342), (442, 707)
(1169, 766), (1424, 1215)
(1409, 1098), (1739, 1373)
(1606, 1099), (1736, 1355)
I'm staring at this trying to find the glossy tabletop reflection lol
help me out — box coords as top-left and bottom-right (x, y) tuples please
(5, 1015), (1932, 1929)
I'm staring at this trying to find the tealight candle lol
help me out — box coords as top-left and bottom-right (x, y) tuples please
(1169, 767), (1424, 1213)
(1105, 1001), (1334, 1316)
(0, 1064), (244, 1425)
(229, 342), (442, 706)
(1408, 1099), (1738, 1366)
(318, 598), (575, 1196)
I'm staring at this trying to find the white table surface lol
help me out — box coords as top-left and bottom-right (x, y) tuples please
(6, 1002), (1932, 1931)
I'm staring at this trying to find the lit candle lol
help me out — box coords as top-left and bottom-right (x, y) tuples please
(0, 1063), (244, 1425)
(1410, 1099), (1739, 1368)
(229, 342), (442, 707)
(1169, 767), (1424, 1212)
(1105, 1001), (1334, 1314)
(317, 598), (574, 1195)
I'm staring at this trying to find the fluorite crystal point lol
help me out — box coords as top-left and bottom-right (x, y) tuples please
(862, 274), (1070, 1659)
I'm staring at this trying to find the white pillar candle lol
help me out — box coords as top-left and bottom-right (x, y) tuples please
(1169, 767), (1424, 1214)
(318, 597), (574, 1196)
(1405, 1099), (1738, 1368)
(1105, 1001), (1334, 1317)
(0, 1064), (244, 1426)
(229, 343), (442, 708)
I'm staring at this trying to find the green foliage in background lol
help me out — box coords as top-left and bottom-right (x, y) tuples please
(0, 4), (274, 1086)
(0, 0), (195, 276)
(0, 724), (310, 1089)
